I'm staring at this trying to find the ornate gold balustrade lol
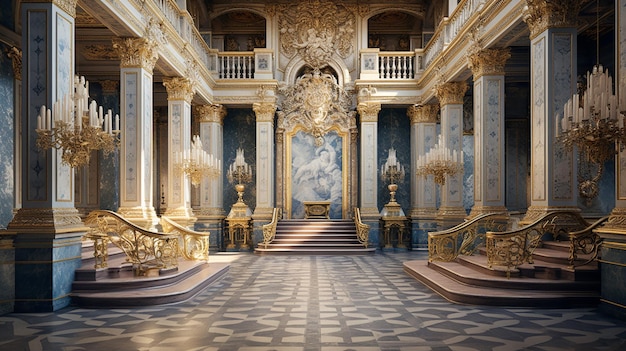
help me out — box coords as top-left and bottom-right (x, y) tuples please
(160, 216), (210, 262)
(568, 216), (608, 268)
(486, 211), (591, 276)
(428, 212), (509, 262)
(84, 210), (179, 276)
(261, 208), (282, 249)
(353, 208), (370, 247)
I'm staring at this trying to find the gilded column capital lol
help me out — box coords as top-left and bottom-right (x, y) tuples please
(407, 104), (439, 124)
(163, 77), (195, 102)
(467, 48), (511, 79)
(523, 0), (580, 39)
(7, 47), (22, 80)
(100, 80), (119, 94)
(435, 82), (468, 106)
(357, 102), (381, 122)
(253, 102), (277, 123)
(112, 37), (159, 71)
(194, 104), (226, 124)
(22, 0), (78, 17)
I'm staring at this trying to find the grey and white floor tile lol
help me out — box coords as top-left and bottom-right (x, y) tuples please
(1, 252), (625, 351)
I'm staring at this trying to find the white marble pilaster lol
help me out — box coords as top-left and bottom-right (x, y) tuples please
(435, 82), (468, 226)
(163, 77), (196, 226)
(252, 102), (276, 219)
(195, 104), (226, 218)
(467, 48), (510, 218)
(357, 102), (381, 218)
(113, 37), (159, 230)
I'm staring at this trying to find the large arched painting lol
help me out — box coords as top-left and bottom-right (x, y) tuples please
(288, 129), (346, 219)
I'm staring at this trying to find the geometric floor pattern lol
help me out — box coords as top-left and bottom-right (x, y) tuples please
(1, 251), (625, 351)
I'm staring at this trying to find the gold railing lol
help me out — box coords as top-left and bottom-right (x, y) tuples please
(428, 212), (509, 262)
(261, 208), (282, 249)
(160, 216), (210, 262)
(353, 208), (370, 247)
(568, 216), (608, 268)
(486, 211), (591, 276)
(84, 210), (179, 276)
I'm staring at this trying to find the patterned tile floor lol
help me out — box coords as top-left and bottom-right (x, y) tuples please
(1, 251), (626, 351)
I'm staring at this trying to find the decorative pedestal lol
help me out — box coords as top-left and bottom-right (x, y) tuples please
(303, 201), (331, 219)
(225, 201), (252, 251)
(380, 201), (408, 249)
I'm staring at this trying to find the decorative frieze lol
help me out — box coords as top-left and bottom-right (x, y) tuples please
(112, 37), (159, 71)
(357, 102), (381, 122)
(100, 80), (119, 94)
(435, 82), (468, 106)
(7, 47), (21, 80)
(82, 44), (118, 61)
(407, 104), (439, 124)
(522, 0), (580, 39)
(194, 104), (226, 124)
(163, 77), (195, 102)
(8, 207), (84, 232)
(467, 48), (511, 79)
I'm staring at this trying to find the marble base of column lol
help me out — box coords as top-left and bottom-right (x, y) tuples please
(0, 230), (16, 314)
(194, 211), (226, 252)
(519, 205), (581, 227)
(409, 208), (437, 250)
(117, 206), (159, 231)
(436, 206), (468, 230)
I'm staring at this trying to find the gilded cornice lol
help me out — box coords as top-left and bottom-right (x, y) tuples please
(467, 48), (511, 78)
(163, 77), (196, 102)
(100, 80), (119, 94)
(357, 102), (381, 122)
(22, 0), (78, 17)
(112, 37), (159, 71)
(253, 102), (277, 123)
(522, 0), (579, 39)
(7, 207), (86, 233)
(7, 47), (22, 80)
(82, 44), (118, 60)
(194, 104), (226, 124)
(407, 104), (439, 124)
(435, 82), (468, 106)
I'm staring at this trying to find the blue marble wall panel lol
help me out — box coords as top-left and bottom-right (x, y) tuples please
(578, 159), (615, 215)
(600, 245), (626, 319)
(0, 42), (15, 229)
(505, 119), (530, 212)
(222, 108), (256, 213)
(377, 108), (410, 212)
(463, 135), (474, 213)
(0, 0), (14, 30)
(0, 237), (15, 314)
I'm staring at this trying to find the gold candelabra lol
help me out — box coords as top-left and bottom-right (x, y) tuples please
(36, 75), (119, 168)
(416, 135), (463, 186)
(557, 64), (626, 201)
(380, 148), (405, 203)
(227, 148), (253, 203)
(174, 135), (221, 187)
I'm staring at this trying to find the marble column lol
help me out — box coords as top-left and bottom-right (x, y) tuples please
(467, 48), (511, 219)
(594, 0), (626, 320)
(162, 77), (196, 227)
(434, 82), (468, 228)
(357, 101), (381, 247)
(8, 47), (22, 215)
(8, 0), (86, 312)
(408, 104), (439, 250)
(521, 0), (580, 225)
(252, 101), (276, 246)
(194, 104), (226, 251)
(112, 37), (159, 230)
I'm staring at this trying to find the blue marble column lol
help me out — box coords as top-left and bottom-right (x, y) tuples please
(112, 37), (159, 230)
(595, 0), (626, 321)
(467, 48), (510, 220)
(194, 104), (226, 252)
(357, 102), (382, 247)
(434, 82), (468, 228)
(8, 1), (86, 312)
(98, 80), (120, 211)
(252, 102), (276, 247)
(407, 104), (438, 250)
(521, 0), (580, 224)
(163, 77), (196, 227)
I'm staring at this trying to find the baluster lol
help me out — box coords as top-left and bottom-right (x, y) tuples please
(241, 56), (246, 79)
(384, 57), (390, 79)
(378, 57), (383, 79)
(391, 57), (397, 79)
(400, 56), (406, 79)
(408, 55), (414, 78)
(220, 56), (225, 79)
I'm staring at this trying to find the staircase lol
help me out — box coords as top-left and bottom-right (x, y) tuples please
(255, 219), (376, 255)
(404, 236), (600, 308)
(71, 240), (229, 308)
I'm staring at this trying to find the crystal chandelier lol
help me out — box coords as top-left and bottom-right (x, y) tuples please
(227, 148), (253, 204)
(36, 76), (119, 168)
(173, 135), (221, 187)
(416, 135), (463, 186)
(380, 148), (405, 203)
